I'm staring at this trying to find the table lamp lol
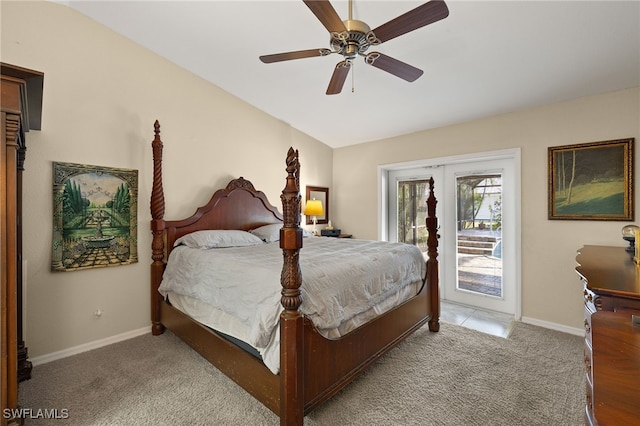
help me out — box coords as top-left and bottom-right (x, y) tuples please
(304, 199), (324, 236)
(622, 224), (640, 253)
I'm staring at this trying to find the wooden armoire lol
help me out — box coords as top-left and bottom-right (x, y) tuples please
(1, 63), (43, 426)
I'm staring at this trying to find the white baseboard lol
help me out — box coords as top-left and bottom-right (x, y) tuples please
(28, 318), (583, 366)
(521, 316), (583, 336)
(30, 326), (150, 366)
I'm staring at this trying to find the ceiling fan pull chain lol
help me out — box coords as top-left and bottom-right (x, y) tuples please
(351, 61), (355, 93)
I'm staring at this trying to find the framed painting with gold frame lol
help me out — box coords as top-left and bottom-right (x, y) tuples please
(548, 138), (634, 221)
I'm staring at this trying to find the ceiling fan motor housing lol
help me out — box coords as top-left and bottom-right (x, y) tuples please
(330, 19), (378, 60)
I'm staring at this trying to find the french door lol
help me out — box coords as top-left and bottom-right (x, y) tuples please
(386, 152), (520, 316)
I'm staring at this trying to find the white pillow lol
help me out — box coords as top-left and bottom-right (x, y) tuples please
(250, 223), (313, 242)
(174, 230), (263, 249)
(249, 224), (282, 243)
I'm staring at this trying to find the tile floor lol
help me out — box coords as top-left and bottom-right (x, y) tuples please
(440, 300), (514, 338)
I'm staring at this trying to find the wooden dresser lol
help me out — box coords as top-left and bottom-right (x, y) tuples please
(589, 311), (640, 425)
(576, 245), (640, 426)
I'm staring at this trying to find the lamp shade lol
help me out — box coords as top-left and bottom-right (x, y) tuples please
(304, 199), (324, 217)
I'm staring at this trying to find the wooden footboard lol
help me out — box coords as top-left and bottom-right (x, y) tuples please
(149, 121), (440, 426)
(301, 281), (433, 413)
(278, 147), (439, 425)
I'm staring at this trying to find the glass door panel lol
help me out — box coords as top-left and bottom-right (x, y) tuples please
(443, 158), (516, 315)
(397, 179), (431, 253)
(456, 174), (503, 298)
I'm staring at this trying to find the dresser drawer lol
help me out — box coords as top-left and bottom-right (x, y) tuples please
(584, 306), (593, 345)
(584, 340), (593, 384)
(585, 376), (594, 425)
(612, 297), (640, 312)
(583, 286), (596, 313)
(584, 311), (594, 415)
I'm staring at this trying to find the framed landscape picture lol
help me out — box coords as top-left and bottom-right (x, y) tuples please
(52, 162), (138, 271)
(548, 138), (634, 221)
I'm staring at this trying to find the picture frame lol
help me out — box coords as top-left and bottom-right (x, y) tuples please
(305, 186), (329, 225)
(548, 138), (634, 221)
(52, 162), (139, 271)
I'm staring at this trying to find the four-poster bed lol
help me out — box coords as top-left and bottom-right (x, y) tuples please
(149, 120), (440, 425)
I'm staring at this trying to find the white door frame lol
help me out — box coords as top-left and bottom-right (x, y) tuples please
(378, 148), (522, 320)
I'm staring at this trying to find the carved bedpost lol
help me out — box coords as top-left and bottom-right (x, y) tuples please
(426, 177), (440, 332)
(279, 147), (304, 426)
(150, 120), (166, 336)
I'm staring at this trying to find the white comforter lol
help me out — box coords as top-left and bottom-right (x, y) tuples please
(159, 237), (426, 373)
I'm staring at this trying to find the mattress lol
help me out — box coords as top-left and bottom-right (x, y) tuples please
(160, 237), (426, 373)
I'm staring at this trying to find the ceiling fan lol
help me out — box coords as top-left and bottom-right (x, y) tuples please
(259, 0), (449, 95)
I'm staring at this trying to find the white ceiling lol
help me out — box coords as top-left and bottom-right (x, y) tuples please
(63, 1), (640, 148)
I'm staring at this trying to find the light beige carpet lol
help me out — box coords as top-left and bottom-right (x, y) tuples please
(19, 320), (584, 425)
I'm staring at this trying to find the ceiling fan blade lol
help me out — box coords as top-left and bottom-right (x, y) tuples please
(326, 60), (351, 95)
(371, 0), (449, 44)
(303, 0), (347, 34)
(260, 48), (330, 63)
(365, 52), (423, 82)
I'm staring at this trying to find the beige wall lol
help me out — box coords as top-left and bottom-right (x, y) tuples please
(1, 1), (332, 358)
(333, 87), (640, 330)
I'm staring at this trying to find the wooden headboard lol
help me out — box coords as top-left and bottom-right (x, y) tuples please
(163, 177), (283, 250)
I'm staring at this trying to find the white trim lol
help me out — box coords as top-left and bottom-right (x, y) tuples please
(379, 148), (520, 172)
(27, 320), (582, 366)
(30, 326), (149, 366)
(521, 316), (584, 337)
